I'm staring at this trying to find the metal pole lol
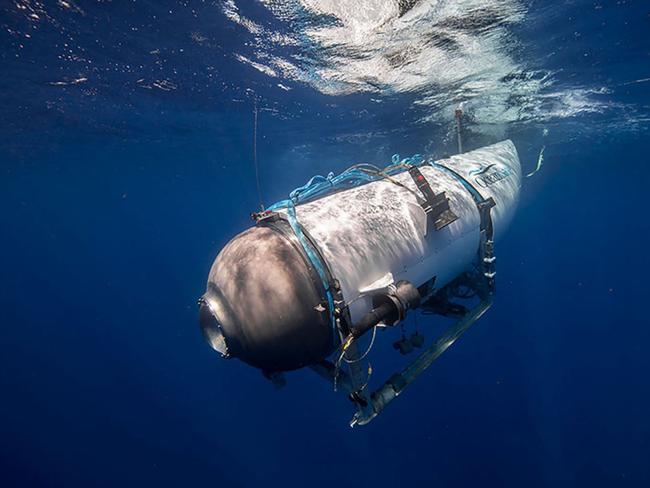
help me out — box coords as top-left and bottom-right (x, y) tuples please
(353, 298), (492, 426)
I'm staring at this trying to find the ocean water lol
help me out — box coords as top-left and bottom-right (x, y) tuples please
(1, 1), (649, 487)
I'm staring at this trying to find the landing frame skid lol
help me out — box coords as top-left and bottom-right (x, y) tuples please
(311, 272), (493, 427)
(311, 194), (497, 427)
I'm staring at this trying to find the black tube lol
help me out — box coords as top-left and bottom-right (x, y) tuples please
(349, 281), (421, 340)
(350, 301), (398, 339)
(394, 280), (421, 311)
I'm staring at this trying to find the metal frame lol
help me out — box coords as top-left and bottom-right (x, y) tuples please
(311, 189), (497, 427)
(312, 270), (493, 427)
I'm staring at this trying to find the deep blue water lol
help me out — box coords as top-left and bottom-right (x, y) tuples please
(1, 1), (649, 487)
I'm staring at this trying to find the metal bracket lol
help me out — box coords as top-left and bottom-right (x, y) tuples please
(408, 166), (458, 231)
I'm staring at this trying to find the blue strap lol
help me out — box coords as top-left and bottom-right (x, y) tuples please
(430, 161), (486, 204)
(284, 200), (338, 340)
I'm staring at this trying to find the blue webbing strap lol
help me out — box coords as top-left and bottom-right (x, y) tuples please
(284, 200), (338, 339)
(429, 161), (486, 204)
(429, 160), (496, 239)
(430, 160), (496, 292)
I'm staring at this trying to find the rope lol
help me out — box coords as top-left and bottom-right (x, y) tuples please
(267, 154), (425, 212)
(333, 335), (354, 392)
(344, 326), (377, 364)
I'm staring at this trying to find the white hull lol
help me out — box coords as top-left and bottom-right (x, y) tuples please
(287, 140), (521, 322)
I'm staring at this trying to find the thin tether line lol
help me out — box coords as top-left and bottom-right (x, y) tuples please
(252, 97), (265, 210)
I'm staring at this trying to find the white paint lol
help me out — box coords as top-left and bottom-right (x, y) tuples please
(283, 140), (521, 321)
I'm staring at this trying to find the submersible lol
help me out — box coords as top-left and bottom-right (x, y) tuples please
(199, 140), (521, 425)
